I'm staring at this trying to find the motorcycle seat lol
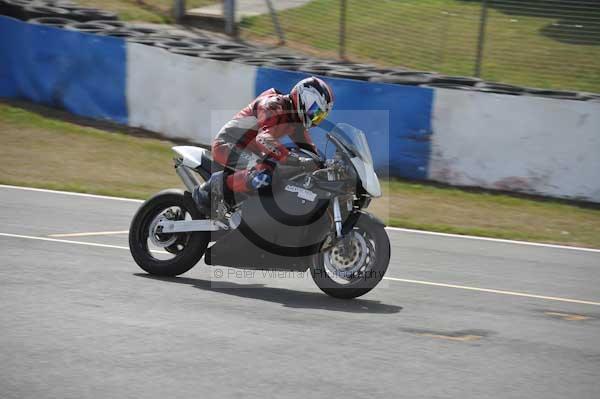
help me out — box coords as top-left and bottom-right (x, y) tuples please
(201, 151), (226, 173)
(173, 145), (231, 181)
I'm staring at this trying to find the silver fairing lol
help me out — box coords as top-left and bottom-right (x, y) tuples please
(327, 123), (382, 198)
(350, 157), (382, 197)
(172, 146), (207, 169)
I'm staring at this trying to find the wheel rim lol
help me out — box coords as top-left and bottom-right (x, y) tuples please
(323, 228), (377, 285)
(141, 205), (191, 261)
(148, 211), (179, 248)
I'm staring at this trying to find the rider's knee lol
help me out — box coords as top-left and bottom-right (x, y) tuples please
(249, 169), (272, 190)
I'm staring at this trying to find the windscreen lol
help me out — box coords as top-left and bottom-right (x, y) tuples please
(328, 123), (374, 165)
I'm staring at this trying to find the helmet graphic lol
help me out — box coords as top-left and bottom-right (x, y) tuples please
(290, 77), (334, 129)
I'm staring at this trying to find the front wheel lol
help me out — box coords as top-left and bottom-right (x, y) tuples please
(129, 189), (210, 276)
(311, 214), (390, 299)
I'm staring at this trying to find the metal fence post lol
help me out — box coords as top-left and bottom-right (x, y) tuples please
(173, 0), (186, 23)
(224, 0), (235, 36)
(474, 0), (489, 77)
(265, 0), (286, 45)
(339, 0), (347, 60)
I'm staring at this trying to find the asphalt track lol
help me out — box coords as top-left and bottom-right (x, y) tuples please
(1, 185), (599, 399)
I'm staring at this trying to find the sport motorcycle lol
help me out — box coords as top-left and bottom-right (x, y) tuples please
(129, 123), (390, 299)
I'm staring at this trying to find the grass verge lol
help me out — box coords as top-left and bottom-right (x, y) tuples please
(75, 0), (217, 23)
(73, 1), (599, 91)
(240, 0), (600, 92)
(0, 101), (182, 199)
(1, 101), (599, 248)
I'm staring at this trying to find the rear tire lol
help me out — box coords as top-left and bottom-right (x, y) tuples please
(311, 214), (390, 299)
(129, 189), (209, 277)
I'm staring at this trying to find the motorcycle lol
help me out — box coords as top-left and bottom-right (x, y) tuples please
(128, 123), (390, 299)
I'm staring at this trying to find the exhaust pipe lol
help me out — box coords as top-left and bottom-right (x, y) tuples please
(175, 162), (201, 192)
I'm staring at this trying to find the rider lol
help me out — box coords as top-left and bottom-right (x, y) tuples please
(193, 76), (335, 210)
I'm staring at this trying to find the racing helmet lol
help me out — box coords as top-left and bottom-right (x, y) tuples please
(290, 77), (334, 129)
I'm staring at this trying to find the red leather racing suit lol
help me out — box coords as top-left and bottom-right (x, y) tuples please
(212, 88), (316, 193)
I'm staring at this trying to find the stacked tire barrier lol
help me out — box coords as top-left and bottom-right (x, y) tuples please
(1, 13), (599, 202)
(4, 0), (599, 102)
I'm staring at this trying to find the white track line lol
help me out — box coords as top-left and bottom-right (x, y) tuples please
(1, 231), (598, 306)
(385, 227), (600, 254)
(383, 277), (600, 307)
(49, 230), (130, 238)
(0, 184), (143, 203)
(2, 184), (599, 253)
(0, 232), (168, 254)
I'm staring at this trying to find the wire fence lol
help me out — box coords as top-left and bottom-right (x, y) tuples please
(237, 0), (600, 93)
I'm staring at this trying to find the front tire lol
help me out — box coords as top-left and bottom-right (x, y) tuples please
(129, 189), (210, 276)
(311, 214), (390, 299)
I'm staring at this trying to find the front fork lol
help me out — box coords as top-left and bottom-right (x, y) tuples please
(331, 195), (358, 256)
(332, 196), (343, 238)
(328, 164), (346, 240)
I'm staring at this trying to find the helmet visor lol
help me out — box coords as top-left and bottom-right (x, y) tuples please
(307, 103), (328, 126)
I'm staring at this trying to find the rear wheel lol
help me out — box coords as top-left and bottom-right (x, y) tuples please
(129, 189), (209, 276)
(311, 214), (390, 299)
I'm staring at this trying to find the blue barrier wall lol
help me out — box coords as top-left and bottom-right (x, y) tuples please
(3, 16), (598, 202)
(255, 67), (434, 179)
(0, 16), (127, 123)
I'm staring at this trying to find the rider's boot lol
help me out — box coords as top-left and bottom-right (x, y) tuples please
(192, 171), (225, 215)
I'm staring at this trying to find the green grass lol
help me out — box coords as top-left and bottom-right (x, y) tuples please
(73, 1), (600, 91)
(75, 0), (217, 23)
(0, 102), (182, 199)
(377, 181), (600, 247)
(1, 101), (599, 248)
(240, 0), (600, 92)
